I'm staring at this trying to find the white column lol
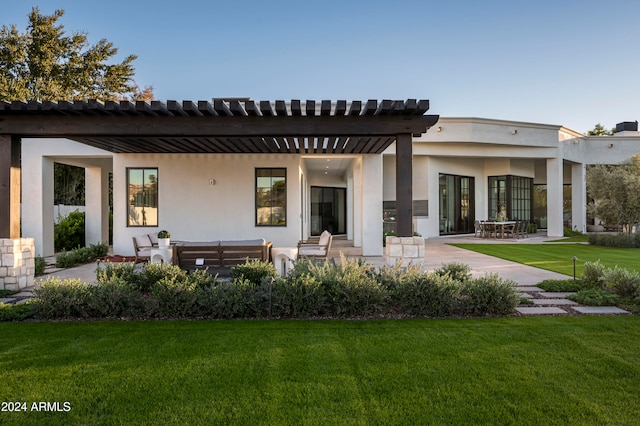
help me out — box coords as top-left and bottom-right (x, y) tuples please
(571, 163), (586, 234)
(346, 174), (354, 241)
(85, 166), (109, 246)
(361, 155), (383, 256)
(352, 158), (362, 248)
(546, 158), (564, 237)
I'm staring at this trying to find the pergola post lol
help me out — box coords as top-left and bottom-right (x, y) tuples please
(395, 133), (413, 237)
(0, 135), (21, 238)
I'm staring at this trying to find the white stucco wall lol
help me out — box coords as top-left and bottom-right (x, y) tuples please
(113, 153), (304, 256)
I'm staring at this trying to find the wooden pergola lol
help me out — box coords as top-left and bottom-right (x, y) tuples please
(0, 98), (438, 239)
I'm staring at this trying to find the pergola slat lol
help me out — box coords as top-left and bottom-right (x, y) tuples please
(229, 100), (248, 117)
(244, 101), (262, 116)
(136, 101), (158, 116)
(348, 101), (362, 116)
(214, 100), (232, 116)
(260, 101), (275, 116)
(167, 100), (188, 116)
(321, 100), (331, 116)
(275, 100), (288, 116)
(197, 101), (217, 116)
(291, 100), (302, 116)
(362, 100), (378, 116)
(305, 100), (316, 116)
(335, 100), (347, 116)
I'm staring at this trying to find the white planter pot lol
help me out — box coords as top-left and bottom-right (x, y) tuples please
(158, 238), (170, 248)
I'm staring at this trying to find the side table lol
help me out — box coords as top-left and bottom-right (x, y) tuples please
(150, 246), (173, 264)
(271, 247), (298, 277)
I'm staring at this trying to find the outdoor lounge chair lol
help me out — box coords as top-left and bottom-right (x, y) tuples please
(297, 230), (333, 259)
(132, 234), (156, 262)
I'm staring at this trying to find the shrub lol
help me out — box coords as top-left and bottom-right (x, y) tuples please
(434, 262), (472, 283)
(457, 274), (519, 316)
(269, 275), (325, 318)
(601, 266), (640, 299)
(394, 273), (459, 317)
(527, 223), (538, 234)
(0, 302), (36, 321)
(564, 227), (583, 237)
(569, 288), (621, 306)
(231, 260), (277, 286)
(56, 242), (109, 268)
(54, 210), (85, 252)
(33, 277), (90, 318)
(536, 279), (586, 292)
(582, 261), (607, 287)
(588, 233), (640, 248)
(34, 256), (47, 276)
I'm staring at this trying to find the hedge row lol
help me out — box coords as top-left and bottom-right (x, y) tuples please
(32, 259), (519, 320)
(588, 233), (640, 248)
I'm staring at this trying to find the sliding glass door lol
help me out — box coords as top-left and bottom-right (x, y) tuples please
(439, 174), (474, 235)
(310, 187), (346, 236)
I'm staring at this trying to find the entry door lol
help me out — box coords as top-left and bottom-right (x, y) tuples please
(439, 174), (475, 235)
(311, 187), (346, 236)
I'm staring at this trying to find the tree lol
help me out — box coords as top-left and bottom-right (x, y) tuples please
(586, 154), (640, 234)
(587, 123), (615, 136)
(0, 7), (139, 101)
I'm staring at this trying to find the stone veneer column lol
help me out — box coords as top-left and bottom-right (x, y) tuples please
(0, 238), (35, 290)
(385, 236), (425, 267)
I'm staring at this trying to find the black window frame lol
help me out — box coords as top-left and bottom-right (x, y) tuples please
(126, 167), (159, 227)
(255, 167), (287, 227)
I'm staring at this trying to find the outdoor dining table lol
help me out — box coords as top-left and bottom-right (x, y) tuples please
(482, 221), (517, 239)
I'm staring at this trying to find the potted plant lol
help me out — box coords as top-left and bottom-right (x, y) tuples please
(157, 230), (171, 248)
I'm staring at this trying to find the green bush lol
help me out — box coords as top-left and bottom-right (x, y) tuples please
(588, 233), (640, 248)
(35, 256), (47, 276)
(434, 262), (472, 283)
(527, 223), (538, 234)
(0, 302), (36, 321)
(32, 258), (520, 320)
(231, 260), (277, 286)
(569, 288), (621, 306)
(582, 261), (607, 287)
(458, 274), (519, 316)
(54, 210), (85, 252)
(56, 242), (109, 268)
(564, 227), (583, 237)
(601, 266), (640, 299)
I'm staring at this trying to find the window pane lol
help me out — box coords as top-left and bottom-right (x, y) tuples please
(128, 168), (158, 227)
(256, 168), (286, 226)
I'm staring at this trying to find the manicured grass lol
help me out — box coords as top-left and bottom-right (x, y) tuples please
(451, 244), (640, 277)
(545, 235), (590, 243)
(1, 318), (639, 425)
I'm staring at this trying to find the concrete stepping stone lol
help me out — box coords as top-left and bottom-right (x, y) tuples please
(13, 291), (33, 298)
(0, 297), (15, 304)
(533, 299), (578, 305)
(519, 292), (534, 299)
(572, 306), (630, 315)
(516, 286), (544, 292)
(539, 292), (577, 298)
(517, 307), (569, 315)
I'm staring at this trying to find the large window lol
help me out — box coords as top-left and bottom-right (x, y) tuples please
(256, 168), (286, 226)
(127, 168), (158, 227)
(488, 175), (532, 221)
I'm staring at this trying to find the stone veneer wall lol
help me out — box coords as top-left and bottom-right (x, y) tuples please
(385, 236), (425, 267)
(0, 238), (35, 290)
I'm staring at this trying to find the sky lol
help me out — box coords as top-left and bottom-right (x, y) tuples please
(3, 0), (640, 133)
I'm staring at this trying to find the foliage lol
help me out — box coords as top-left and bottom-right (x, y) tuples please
(230, 259), (277, 286)
(0, 7), (138, 101)
(55, 242), (108, 268)
(54, 163), (85, 205)
(34, 256), (46, 276)
(588, 232), (640, 248)
(536, 279), (586, 292)
(587, 123), (614, 136)
(54, 210), (85, 252)
(563, 227), (583, 237)
(433, 261), (472, 283)
(0, 302), (35, 321)
(569, 288), (621, 306)
(157, 230), (170, 238)
(527, 223), (538, 234)
(586, 154), (640, 235)
(32, 259), (519, 320)
(579, 261), (640, 307)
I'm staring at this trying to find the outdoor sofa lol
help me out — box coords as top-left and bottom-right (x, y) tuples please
(175, 239), (272, 275)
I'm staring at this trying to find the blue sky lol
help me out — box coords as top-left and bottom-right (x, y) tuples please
(3, 0), (640, 133)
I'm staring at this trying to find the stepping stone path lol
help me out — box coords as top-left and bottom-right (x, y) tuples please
(516, 285), (632, 316)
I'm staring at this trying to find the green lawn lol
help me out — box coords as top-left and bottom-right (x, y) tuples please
(1, 318), (640, 425)
(451, 243), (640, 277)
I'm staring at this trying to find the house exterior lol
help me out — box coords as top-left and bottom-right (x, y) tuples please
(6, 100), (640, 260)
